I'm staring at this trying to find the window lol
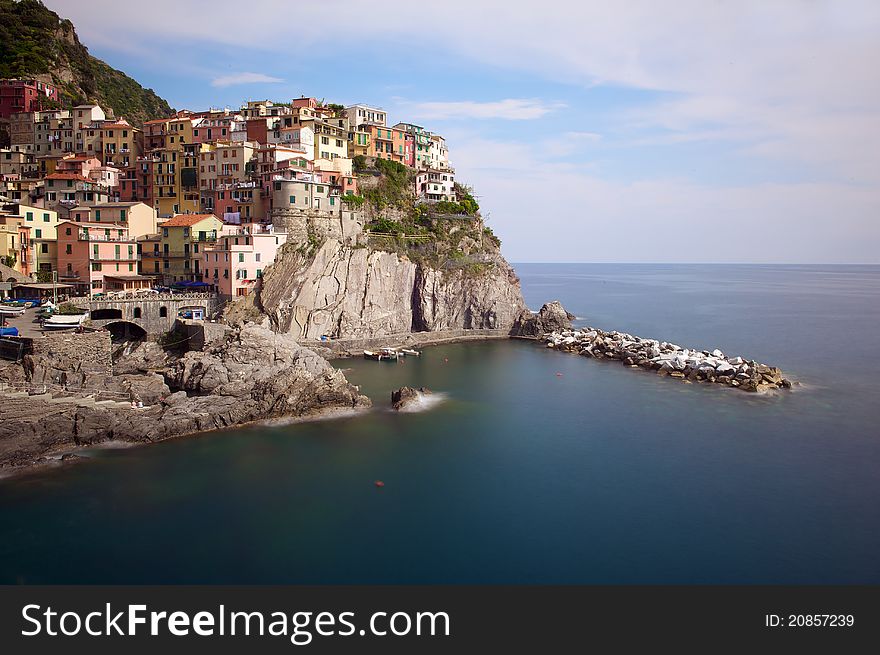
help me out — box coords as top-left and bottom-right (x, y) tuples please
(120, 209), (126, 221)
(41, 243), (48, 254)
(133, 307), (142, 318)
(43, 213), (50, 222)
(255, 253), (261, 262)
(163, 228), (169, 237)
(35, 229), (42, 238)
(238, 253), (244, 263)
(289, 195), (295, 204)
(65, 244), (72, 254)
(26, 211), (33, 221)
(159, 306), (167, 318)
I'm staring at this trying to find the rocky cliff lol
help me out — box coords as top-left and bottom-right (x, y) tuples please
(255, 238), (527, 340)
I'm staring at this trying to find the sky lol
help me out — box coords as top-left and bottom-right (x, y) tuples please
(44, 0), (880, 263)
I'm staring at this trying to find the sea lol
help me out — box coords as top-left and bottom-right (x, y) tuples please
(0, 264), (878, 584)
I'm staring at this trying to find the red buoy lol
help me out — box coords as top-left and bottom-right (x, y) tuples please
(556, 372), (564, 377)
(374, 480), (385, 488)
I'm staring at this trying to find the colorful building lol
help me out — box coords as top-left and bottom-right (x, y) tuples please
(12, 203), (59, 273)
(202, 224), (287, 298)
(56, 220), (139, 294)
(157, 213), (224, 283)
(100, 120), (141, 169)
(0, 79), (59, 119)
(344, 104), (387, 129)
(43, 173), (111, 214)
(394, 123), (433, 168)
(0, 214), (31, 275)
(415, 168), (456, 202)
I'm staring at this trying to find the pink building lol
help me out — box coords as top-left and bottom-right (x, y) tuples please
(57, 220), (139, 295)
(202, 223), (287, 298)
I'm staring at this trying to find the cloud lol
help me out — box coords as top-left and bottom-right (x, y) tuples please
(449, 134), (880, 263)
(210, 72), (284, 88)
(402, 98), (565, 121)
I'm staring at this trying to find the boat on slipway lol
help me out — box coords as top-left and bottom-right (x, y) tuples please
(43, 314), (88, 330)
(0, 305), (26, 317)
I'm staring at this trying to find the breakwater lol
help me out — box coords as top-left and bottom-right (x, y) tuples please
(544, 328), (793, 392)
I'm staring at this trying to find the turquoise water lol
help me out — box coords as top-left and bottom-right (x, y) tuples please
(0, 264), (878, 584)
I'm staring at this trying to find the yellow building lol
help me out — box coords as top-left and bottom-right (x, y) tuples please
(348, 129), (371, 158)
(309, 118), (349, 161)
(88, 202), (158, 238)
(151, 146), (200, 217)
(0, 215), (30, 275)
(144, 115), (199, 217)
(158, 213), (224, 283)
(100, 120), (141, 169)
(14, 204), (59, 273)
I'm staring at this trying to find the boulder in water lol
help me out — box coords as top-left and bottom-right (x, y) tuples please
(391, 386), (432, 411)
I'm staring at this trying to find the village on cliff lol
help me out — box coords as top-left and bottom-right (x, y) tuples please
(0, 79), (459, 303)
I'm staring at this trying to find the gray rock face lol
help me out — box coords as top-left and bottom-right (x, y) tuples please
(256, 240), (527, 339)
(0, 325), (371, 474)
(510, 301), (576, 337)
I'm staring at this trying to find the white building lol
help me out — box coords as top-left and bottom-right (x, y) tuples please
(345, 104), (387, 130)
(415, 168), (455, 203)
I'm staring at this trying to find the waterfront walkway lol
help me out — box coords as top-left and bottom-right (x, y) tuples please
(301, 328), (511, 357)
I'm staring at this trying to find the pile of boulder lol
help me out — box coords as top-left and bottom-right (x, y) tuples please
(544, 328), (793, 392)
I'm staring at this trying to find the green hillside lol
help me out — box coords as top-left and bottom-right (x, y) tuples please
(0, 0), (174, 125)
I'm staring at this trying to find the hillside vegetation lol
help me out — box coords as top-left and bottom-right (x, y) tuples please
(0, 0), (174, 125)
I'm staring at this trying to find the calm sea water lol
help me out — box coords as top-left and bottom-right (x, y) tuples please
(0, 264), (878, 584)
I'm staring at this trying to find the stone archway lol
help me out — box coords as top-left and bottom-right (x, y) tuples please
(104, 320), (147, 342)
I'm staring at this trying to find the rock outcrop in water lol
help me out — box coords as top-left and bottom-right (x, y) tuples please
(391, 386), (432, 411)
(0, 325), (370, 474)
(544, 327), (793, 392)
(510, 301), (576, 338)
(254, 238), (527, 340)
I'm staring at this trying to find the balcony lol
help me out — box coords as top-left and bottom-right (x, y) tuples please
(91, 254), (141, 262)
(79, 233), (135, 242)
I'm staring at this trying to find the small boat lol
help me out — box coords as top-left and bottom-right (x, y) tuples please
(374, 480), (385, 488)
(0, 305), (26, 317)
(43, 314), (87, 329)
(363, 348), (399, 361)
(399, 348), (421, 357)
(0, 327), (18, 336)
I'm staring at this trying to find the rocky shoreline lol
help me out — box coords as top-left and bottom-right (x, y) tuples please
(0, 325), (371, 478)
(543, 326), (793, 392)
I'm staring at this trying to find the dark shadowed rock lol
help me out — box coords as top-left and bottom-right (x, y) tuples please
(391, 386), (432, 411)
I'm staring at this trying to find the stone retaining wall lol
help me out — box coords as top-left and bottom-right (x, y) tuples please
(29, 330), (113, 375)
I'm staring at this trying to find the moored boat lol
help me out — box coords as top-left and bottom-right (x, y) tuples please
(400, 348), (421, 357)
(364, 348), (400, 361)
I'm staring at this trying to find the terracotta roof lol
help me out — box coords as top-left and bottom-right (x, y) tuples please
(161, 214), (219, 227)
(45, 173), (93, 182)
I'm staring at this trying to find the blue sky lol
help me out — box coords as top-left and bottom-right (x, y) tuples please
(46, 0), (880, 263)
